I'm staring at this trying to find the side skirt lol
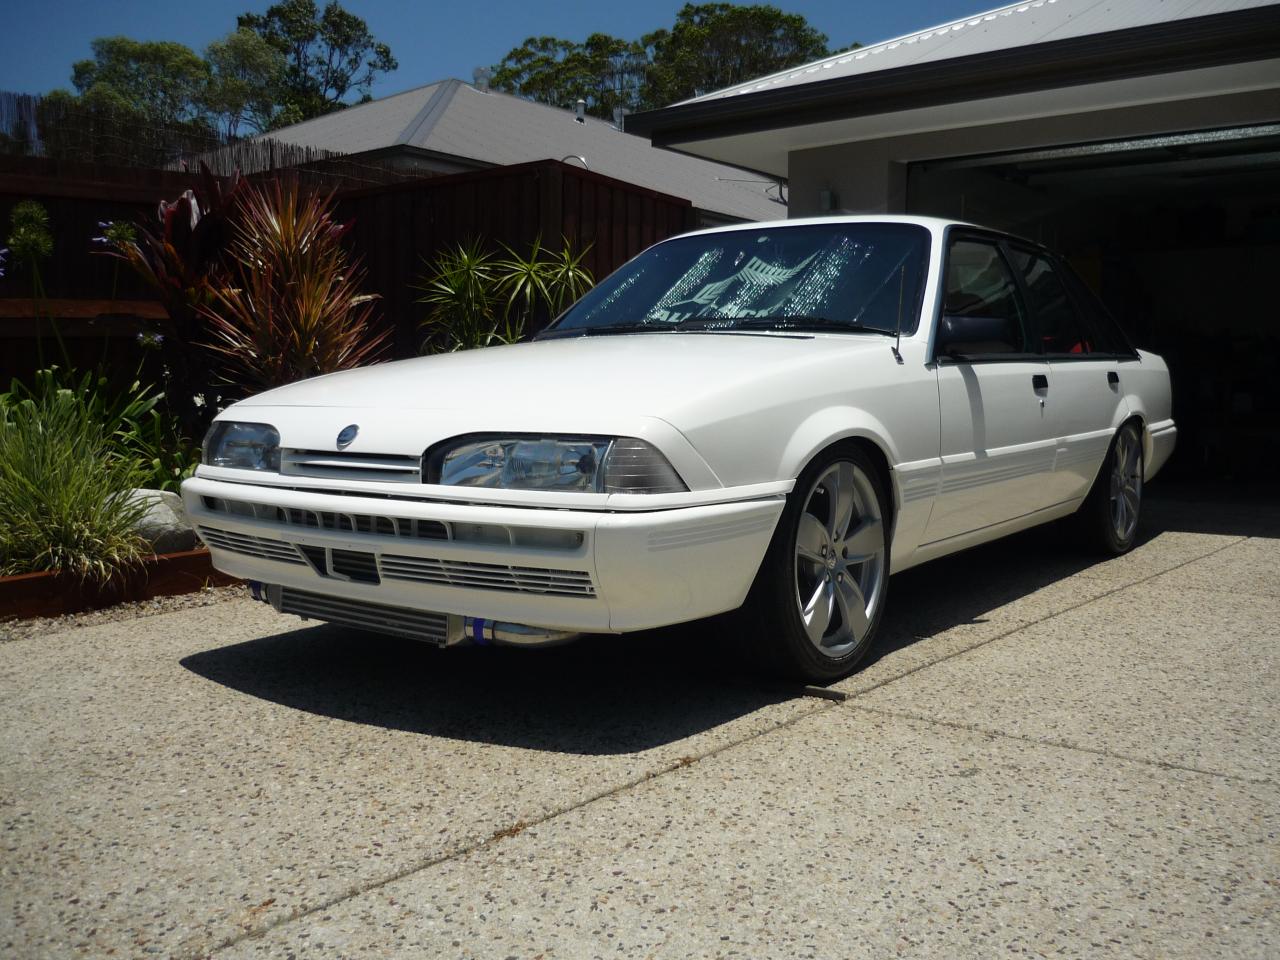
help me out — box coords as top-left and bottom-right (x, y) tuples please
(890, 497), (1083, 574)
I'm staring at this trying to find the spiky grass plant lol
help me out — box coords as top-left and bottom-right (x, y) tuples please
(0, 383), (149, 583)
(417, 236), (594, 351)
(200, 177), (388, 392)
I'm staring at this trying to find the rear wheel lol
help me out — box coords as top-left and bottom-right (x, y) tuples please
(740, 444), (890, 682)
(1076, 420), (1144, 554)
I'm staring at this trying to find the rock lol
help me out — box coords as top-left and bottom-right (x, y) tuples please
(129, 489), (198, 554)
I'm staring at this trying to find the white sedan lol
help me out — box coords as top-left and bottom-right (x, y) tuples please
(182, 215), (1175, 682)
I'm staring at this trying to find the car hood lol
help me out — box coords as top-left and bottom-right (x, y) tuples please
(235, 332), (889, 419)
(223, 332), (906, 490)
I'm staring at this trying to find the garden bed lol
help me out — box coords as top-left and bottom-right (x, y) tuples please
(0, 548), (240, 620)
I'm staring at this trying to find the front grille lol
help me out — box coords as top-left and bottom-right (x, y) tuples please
(278, 588), (449, 645)
(202, 497), (582, 552)
(280, 449), (421, 484)
(378, 554), (595, 597)
(204, 497), (449, 541)
(198, 526), (305, 564)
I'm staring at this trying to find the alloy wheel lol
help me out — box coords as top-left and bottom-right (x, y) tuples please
(793, 460), (886, 660)
(1110, 426), (1143, 543)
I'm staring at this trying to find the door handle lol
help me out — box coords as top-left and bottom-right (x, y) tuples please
(1107, 371), (1120, 386)
(1032, 374), (1049, 391)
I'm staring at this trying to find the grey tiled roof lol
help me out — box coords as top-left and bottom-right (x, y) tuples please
(265, 80), (786, 221)
(680, 0), (1278, 104)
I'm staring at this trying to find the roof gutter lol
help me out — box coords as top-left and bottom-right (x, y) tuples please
(625, 6), (1280, 146)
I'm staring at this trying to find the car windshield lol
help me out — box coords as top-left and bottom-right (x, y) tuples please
(541, 222), (930, 339)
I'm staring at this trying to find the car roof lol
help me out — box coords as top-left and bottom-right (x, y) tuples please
(670, 214), (1046, 253)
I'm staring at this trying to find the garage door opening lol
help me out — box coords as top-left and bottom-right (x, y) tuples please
(908, 125), (1280, 484)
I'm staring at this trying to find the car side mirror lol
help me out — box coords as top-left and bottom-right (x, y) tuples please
(937, 314), (1021, 357)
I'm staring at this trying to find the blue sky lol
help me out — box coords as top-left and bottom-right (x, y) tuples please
(0, 1), (998, 100)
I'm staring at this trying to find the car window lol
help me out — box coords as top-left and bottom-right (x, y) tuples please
(942, 240), (1026, 353)
(1058, 262), (1136, 356)
(1009, 249), (1094, 356)
(544, 223), (930, 337)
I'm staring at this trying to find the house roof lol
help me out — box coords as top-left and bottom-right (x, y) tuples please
(625, 0), (1280, 176)
(263, 80), (786, 221)
(676, 0), (1279, 105)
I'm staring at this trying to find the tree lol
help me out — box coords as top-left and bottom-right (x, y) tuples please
(491, 33), (647, 120)
(643, 4), (830, 107)
(204, 28), (287, 136)
(492, 4), (833, 118)
(70, 36), (210, 127)
(237, 0), (397, 124)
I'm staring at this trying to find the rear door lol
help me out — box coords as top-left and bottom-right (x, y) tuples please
(1007, 246), (1127, 504)
(924, 236), (1056, 545)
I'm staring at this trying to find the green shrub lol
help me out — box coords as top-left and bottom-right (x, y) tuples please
(4, 367), (199, 493)
(416, 236), (594, 352)
(0, 381), (149, 582)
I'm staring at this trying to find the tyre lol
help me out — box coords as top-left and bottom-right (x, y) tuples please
(1075, 420), (1144, 555)
(740, 444), (891, 683)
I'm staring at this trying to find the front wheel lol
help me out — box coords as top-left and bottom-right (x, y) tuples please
(739, 444), (890, 683)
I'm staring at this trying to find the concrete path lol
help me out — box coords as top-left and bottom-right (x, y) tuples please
(2, 492), (1277, 958)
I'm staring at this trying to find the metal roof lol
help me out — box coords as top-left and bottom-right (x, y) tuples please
(680, 0), (1279, 105)
(264, 80), (786, 221)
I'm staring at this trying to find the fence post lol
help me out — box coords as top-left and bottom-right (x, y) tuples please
(538, 162), (564, 247)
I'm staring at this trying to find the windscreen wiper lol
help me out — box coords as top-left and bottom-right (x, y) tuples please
(536, 323), (670, 340)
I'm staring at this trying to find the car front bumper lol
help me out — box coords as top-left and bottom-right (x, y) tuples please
(181, 476), (786, 635)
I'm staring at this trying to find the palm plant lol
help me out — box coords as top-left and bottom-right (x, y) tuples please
(199, 177), (389, 391)
(417, 236), (594, 351)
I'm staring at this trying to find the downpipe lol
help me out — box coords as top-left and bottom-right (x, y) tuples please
(460, 617), (580, 648)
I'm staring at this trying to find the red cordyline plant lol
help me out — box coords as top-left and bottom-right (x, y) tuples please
(200, 177), (389, 392)
(102, 162), (245, 433)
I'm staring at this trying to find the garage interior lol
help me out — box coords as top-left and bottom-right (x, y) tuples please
(907, 124), (1280, 484)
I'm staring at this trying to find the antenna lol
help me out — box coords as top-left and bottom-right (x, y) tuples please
(891, 264), (905, 364)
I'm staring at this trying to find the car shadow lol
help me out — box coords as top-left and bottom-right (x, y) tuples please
(865, 520), (1109, 669)
(181, 616), (794, 755)
(181, 491), (1258, 754)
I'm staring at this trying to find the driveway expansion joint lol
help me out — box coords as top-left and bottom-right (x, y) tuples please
(846, 702), (1276, 787)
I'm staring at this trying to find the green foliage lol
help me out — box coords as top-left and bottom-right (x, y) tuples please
(417, 237), (594, 351)
(6, 200), (53, 265)
(0, 375), (150, 583)
(491, 33), (648, 120)
(200, 177), (389, 390)
(204, 28), (287, 136)
(51, 4), (391, 139)
(417, 240), (505, 351)
(492, 3), (833, 117)
(71, 36), (212, 127)
(2, 367), (198, 493)
(646, 3), (830, 105)
(238, 0), (398, 123)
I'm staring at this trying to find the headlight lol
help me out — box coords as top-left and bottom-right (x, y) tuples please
(202, 421), (281, 471)
(427, 435), (686, 494)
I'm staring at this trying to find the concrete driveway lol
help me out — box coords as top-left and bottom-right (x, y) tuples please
(2, 490), (1277, 958)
